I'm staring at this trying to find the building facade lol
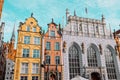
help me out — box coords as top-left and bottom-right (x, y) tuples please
(5, 59), (14, 80)
(41, 19), (63, 80)
(14, 14), (42, 80)
(0, 0), (4, 18)
(63, 9), (120, 80)
(5, 26), (16, 80)
(0, 22), (5, 80)
(114, 29), (120, 59)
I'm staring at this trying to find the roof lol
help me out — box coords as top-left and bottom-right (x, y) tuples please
(115, 29), (120, 34)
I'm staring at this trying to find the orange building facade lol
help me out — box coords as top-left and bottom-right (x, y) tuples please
(0, 0), (4, 18)
(41, 19), (63, 80)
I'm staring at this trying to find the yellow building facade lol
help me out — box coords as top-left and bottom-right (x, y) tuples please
(14, 14), (42, 80)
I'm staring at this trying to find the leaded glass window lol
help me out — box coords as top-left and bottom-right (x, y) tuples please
(55, 56), (60, 64)
(87, 47), (98, 67)
(46, 55), (50, 64)
(23, 49), (29, 57)
(104, 48), (117, 79)
(55, 42), (60, 50)
(33, 49), (40, 58)
(26, 26), (30, 31)
(32, 63), (39, 74)
(21, 63), (28, 74)
(24, 36), (30, 44)
(69, 45), (80, 79)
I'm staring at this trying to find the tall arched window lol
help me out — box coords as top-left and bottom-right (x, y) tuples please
(69, 45), (80, 79)
(104, 47), (117, 79)
(87, 47), (98, 67)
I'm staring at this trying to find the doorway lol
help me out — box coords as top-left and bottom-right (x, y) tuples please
(91, 72), (101, 80)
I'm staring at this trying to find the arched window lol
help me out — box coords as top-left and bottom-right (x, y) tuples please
(87, 47), (98, 67)
(104, 47), (117, 79)
(69, 45), (80, 79)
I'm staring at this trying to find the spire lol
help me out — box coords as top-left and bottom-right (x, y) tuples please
(66, 8), (69, 24)
(11, 24), (15, 42)
(109, 23), (112, 37)
(31, 13), (33, 17)
(58, 23), (61, 30)
(52, 18), (54, 23)
(74, 10), (76, 16)
(102, 14), (105, 22)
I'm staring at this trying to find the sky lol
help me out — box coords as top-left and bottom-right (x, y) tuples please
(1, 0), (120, 43)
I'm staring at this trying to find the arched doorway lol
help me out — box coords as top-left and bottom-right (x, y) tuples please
(91, 72), (101, 80)
(50, 73), (56, 80)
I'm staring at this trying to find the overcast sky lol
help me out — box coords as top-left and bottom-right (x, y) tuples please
(1, 0), (120, 42)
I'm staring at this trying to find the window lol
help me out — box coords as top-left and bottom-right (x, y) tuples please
(55, 56), (60, 64)
(21, 63), (28, 74)
(34, 37), (40, 45)
(44, 72), (47, 80)
(33, 49), (40, 58)
(105, 48), (117, 79)
(87, 47), (98, 67)
(58, 72), (61, 80)
(79, 23), (82, 31)
(24, 36), (30, 44)
(50, 31), (55, 37)
(55, 42), (60, 50)
(69, 45), (80, 79)
(32, 63), (39, 74)
(45, 55), (50, 64)
(96, 26), (99, 33)
(23, 49), (29, 57)
(32, 76), (38, 80)
(33, 27), (36, 32)
(26, 26), (30, 31)
(46, 42), (51, 50)
(20, 76), (28, 80)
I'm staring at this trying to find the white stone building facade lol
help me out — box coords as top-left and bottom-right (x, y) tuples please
(62, 9), (120, 80)
(5, 59), (14, 80)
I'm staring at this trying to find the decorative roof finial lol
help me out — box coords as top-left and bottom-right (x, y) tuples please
(31, 13), (33, 17)
(74, 10), (76, 16)
(102, 14), (105, 22)
(52, 18), (54, 23)
(59, 23), (61, 29)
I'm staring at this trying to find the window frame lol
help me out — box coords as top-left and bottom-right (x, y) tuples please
(46, 42), (51, 50)
(26, 26), (30, 31)
(32, 63), (39, 74)
(33, 49), (40, 58)
(45, 55), (50, 64)
(50, 30), (55, 37)
(22, 49), (29, 57)
(21, 63), (28, 74)
(34, 37), (40, 45)
(33, 27), (36, 32)
(55, 42), (60, 51)
(24, 36), (30, 44)
(55, 56), (60, 65)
